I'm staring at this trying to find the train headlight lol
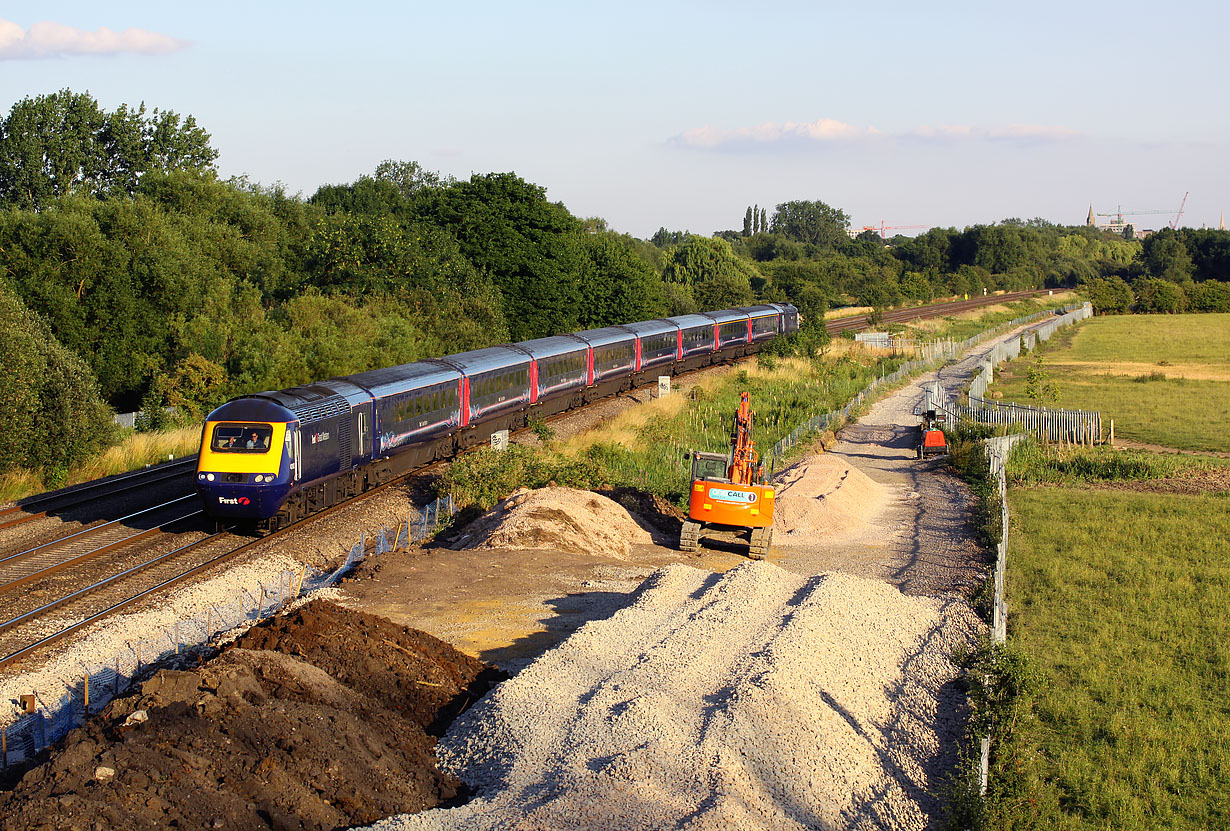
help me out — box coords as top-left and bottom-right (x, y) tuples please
(206, 473), (215, 482)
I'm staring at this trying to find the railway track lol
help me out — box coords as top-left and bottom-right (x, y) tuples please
(0, 458), (443, 670)
(0, 290), (1052, 672)
(0, 457), (198, 540)
(823, 290), (1047, 335)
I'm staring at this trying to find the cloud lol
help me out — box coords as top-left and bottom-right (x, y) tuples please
(672, 118), (879, 149)
(671, 117), (1080, 151)
(0, 18), (187, 60)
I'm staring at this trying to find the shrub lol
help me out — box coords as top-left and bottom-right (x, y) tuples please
(0, 286), (117, 482)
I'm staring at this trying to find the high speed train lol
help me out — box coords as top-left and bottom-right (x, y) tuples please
(195, 303), (799, 530)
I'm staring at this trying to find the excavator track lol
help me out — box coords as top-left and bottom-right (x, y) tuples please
(679, 520), (701, 552)
(748, 525), (772, 560)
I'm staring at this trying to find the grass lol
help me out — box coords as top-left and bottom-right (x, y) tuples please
(993, 487), (1230, 830)
(0, 425), (201, 504)
(988, 314), (1230, 453)
(1005, 441), (1218, 487)
(900, 293), (1078, 343)
(444, 350), (906, 510)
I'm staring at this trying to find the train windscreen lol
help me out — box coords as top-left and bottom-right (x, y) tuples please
(211, 423), (274, 453)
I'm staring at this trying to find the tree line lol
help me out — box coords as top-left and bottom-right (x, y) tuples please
(1, 89), (1227, 482)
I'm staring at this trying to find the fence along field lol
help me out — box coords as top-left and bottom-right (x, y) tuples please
(949, 309), (1230, 827)
(986, 312), (1230, 453)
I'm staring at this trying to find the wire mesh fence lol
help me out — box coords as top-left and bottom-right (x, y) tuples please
(765, 303), (1084, 469)
(927, 303), (1100, 443)
(0, 493), (457, 771)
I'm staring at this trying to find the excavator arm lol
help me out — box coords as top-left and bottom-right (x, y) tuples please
(728, 391), (760, 485)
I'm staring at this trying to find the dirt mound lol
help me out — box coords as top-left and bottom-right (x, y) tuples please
(0, 600), (502, 831)
(450, 486), (654, 559)
(772, 454), (890, 540)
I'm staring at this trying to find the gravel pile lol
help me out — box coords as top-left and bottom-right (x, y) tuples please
(366, 560), (982, 831)
(450, 487), (654, 559)
(772, 455), (889, 542)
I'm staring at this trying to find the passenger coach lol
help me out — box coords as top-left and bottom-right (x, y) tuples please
(196, 303), (799, 530)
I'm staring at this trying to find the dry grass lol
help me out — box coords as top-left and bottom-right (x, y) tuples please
(77, 425), (201, 480)
(1048, 361), (1230, 383)
(825, 305), (873, 320)
(0, 469), (45, 506)
(0, 425), (202, 505)
(559, 373), (723, 456)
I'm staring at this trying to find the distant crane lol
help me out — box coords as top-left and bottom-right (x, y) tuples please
(1170, 192), (1189, 230)
(1096, 206), (1170, 224)
(878, 221), (930, 238)
(1096, 193), (1190, 231)
(850, 222), (931, 239)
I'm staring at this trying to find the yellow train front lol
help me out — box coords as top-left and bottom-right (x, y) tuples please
(196, 398), (298, 522)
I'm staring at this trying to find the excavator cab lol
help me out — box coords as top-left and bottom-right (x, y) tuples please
(688, 451), (730, 483)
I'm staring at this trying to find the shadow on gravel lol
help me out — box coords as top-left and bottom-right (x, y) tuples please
(479, 588), (643, 670)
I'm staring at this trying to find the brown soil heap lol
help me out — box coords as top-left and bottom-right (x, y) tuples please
(772, 454), (890, 540)
(449, 486), (654, 559)
(0, 600), (502, 831)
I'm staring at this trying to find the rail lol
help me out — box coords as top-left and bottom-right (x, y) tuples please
(0, 493), (456, 771)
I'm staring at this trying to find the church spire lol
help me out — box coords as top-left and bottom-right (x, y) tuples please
(1087, 205), (1096, 227)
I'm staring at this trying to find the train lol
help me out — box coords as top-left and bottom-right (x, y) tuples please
(195, 303), (800, 530)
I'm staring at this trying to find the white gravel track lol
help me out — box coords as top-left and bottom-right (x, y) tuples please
(368, 561), (981, 831)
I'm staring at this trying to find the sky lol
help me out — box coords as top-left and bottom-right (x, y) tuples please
(2, 1), (1227, 238)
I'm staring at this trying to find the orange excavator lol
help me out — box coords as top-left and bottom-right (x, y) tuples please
(680, 392), (775, 559)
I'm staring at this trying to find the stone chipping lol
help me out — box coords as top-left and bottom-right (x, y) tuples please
(365, 561), (981, 831)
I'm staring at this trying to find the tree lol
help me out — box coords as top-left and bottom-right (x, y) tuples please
(662, 235), (757, 309)
(1132, 277), (1186, 313)
(578, 232), (666, 326)
(1189, 279), (1230, 312)
(373, 159), (444, 197)
(1024, 352), (1060, 407)
(0, 284), (115, 483)
(759, 208), (767, 235)
(899, 271), (933, 302)
(1081, 275), (1134, 314)
(1182, 229), (1230, 282)
(770, 200), (849, 248)
(0, 89), (217, 209)
(1141, 230), (1194, 282)
(411, 172), (588, 340)
(743, 206), (753, 236)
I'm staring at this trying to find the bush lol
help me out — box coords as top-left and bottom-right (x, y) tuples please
(1132, 277), (1186, 313)
(1081, 275), (1134, 314)
(0, 286), (117, 482)
(1189, 279), (1230, 312)
(438, 444), (608, 510)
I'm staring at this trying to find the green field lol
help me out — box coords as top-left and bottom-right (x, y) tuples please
(989, 314), (1230, 452)
(998, 487), (1230, 830)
